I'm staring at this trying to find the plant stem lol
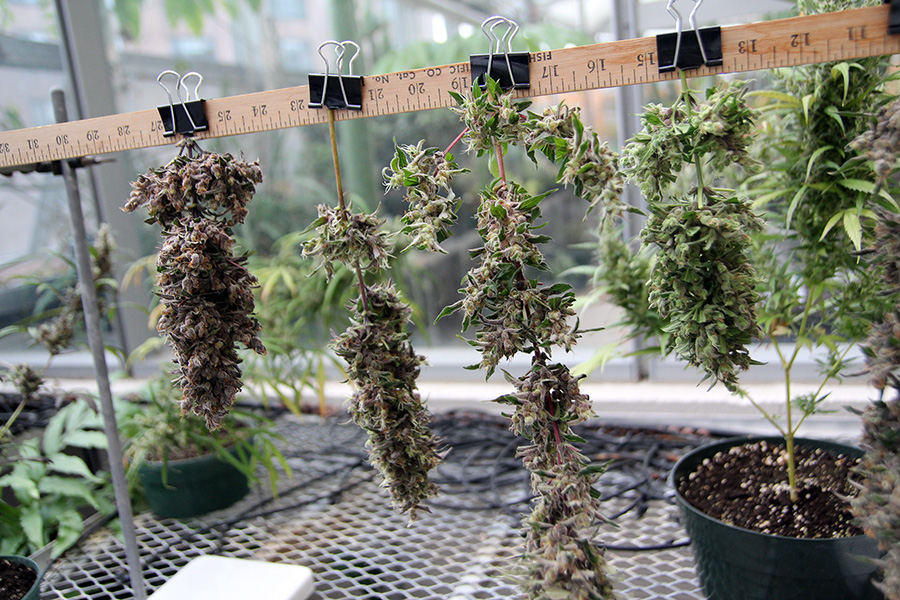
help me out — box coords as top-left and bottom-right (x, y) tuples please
(326, 108), (369, 314)
(327, 109), (347, 215)
(680, 71), (706, 208)
(494, 142), (507, 184)
(445, 127), (469, 155)
(0, 398), (26, 441)
(775, 287), (818, 504)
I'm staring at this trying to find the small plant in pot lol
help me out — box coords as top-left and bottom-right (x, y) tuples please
(118, 375), (289, 519)
(0, 555), (41, 600)
(602, 18), (897, 596)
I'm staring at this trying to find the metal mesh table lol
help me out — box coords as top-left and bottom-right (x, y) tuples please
(40, 411), (710, 599)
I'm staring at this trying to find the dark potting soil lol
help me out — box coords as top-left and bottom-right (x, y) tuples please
(0, 558), (37, 600)
(679, 440), (862, 538)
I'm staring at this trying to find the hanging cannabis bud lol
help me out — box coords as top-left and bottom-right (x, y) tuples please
(124, 139), (266, 430)
(642, 193), (763, 392)
(623, 79), (763, 393)
(450, 79), (530, 154)
(303, 119), (441, 519)
(863, 207), (900, 389)
(382, 140), (467, 253)
(852, 395), (900, 600)
(331, 283), (441, 519)
(33, 224), (117, 355)
(446, 180), (577, 377)
(521, 103), (625, 220)
(441, 80), (619, 600)
(850, 96), (900, 188)
(498, 358), (613, 599)
(853, 203), (900, 600)
(301, 205), (392, 278)
(621, 80), (758, 204)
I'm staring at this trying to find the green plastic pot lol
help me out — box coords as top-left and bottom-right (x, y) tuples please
(138, 446), (250, 519)
(0, 555), (42, 600)
(671, 436), (883, 600)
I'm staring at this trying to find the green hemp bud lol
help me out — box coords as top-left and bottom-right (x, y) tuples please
(383, 140), (467, 253)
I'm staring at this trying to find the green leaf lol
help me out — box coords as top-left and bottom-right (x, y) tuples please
(38, 476), (101, 509)
(785, 185), (808, 230)
(842, 211), (863, 251)
(824, 105), (845, 135)
(801, 94), (813, 125)
(488, 152), (500, 178)
(749, 90), (803, 108)
(48, 454), (102, 483)
(578, 464), (608, 477)
(838, 178), (877, 194)
(820, 210), (845, 241)
(749, 189), (786, 211)
(831, 62), (851, 104)
(20, 504), (44, 550)
(804, 145), (833, 183)
(51, 509), (84, 558)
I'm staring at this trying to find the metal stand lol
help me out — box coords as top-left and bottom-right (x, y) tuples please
(51, 88), (147, 600)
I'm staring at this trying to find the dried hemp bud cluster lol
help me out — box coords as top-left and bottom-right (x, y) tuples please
(850, 96), (900, 188)
(124, 139), (266, 430)
(854, 202), (900, 600)
(331, 283), (440, 519)
(623, 80), (763, 394)
(451, 79), (624, 224)
(303, 172), (441, 521)
(450, 181), (577, 376)
(446, 79), (619, 599)
(498, 359), (612, 599)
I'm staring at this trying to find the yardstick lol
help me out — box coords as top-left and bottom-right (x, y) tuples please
(0, 4), (897, 170)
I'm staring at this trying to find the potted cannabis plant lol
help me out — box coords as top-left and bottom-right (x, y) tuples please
(601, 3), (896, 595)
(118, 375), (288, 519)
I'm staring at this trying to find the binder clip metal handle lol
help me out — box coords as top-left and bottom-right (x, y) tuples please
(656, 0), (722, 73)
(470, 15), (530, 90)
(156, 69), (209, 136)
(884, 0), (900, 35)
(308, 40), (364, 110)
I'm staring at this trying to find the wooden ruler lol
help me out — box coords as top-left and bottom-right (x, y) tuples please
(0, 4), (896, 169)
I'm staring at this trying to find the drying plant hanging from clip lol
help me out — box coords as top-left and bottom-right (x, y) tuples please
(378, 16), (625, 599)
(125, 71), (266, 429)
(301, 40), (444, 522)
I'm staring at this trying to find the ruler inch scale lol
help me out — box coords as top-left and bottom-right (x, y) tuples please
(0, 4), (896, 169)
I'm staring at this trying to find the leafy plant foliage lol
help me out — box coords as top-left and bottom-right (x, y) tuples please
(0, 370), (113, 559)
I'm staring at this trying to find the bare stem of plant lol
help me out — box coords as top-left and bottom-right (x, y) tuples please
(445, 127), (469, 155)
(326, 108), (370, 314)
(327, 109), (348, 215)
(494, 142), (507, 183)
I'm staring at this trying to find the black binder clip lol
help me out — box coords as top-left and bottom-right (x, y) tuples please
(308, 40), (363, 110)
(470, 16), (530, 90)
(156, 70), (209, 137)
(656, 0), (722, 73)
(884, 0), (900, 35)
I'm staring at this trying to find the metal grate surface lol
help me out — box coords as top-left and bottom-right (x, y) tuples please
(40, 411), (711, 600)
